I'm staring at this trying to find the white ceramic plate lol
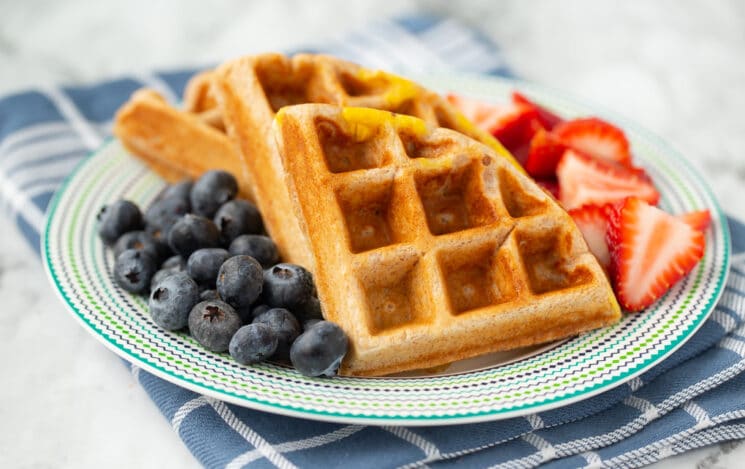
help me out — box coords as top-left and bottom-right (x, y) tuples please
(42, 74), (730, 426)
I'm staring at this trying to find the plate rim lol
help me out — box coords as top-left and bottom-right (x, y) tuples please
(41, 74), (732, 426)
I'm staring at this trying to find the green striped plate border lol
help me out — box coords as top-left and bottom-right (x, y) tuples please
(42, 75), (730, 426)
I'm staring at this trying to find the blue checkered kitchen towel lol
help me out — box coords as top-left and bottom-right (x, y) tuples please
(2, 14), (745, 469)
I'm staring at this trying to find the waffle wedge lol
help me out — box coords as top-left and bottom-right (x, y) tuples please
(113, 84), (252, 200)
(213, 52), (522, 268)
(273, 104), (621, 376)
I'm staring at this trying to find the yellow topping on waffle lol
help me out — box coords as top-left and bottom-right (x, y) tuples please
(354, 69), (420, 107)
(341, 107), (427, 141)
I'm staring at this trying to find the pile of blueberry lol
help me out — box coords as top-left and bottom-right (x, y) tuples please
(97, 170), (348, 377)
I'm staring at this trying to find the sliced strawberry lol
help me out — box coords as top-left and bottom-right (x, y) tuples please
(569, 204), (612, 270)
(557, 149), (659, 210)
(446, 93), (504, 131)
(553, 118), (633, 167)
(536, 179), (560, 200)
(606, 197), (705, 312)
(523, 128), (566, 178)
(512, 91), (563, 130)
(446, 93), (540, 153)
(678, 210), (712, 232)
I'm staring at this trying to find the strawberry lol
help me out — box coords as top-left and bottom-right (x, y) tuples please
(446, 93), (504, 131)
(678, 210), (712, 232)
(536, 179), (560, 200)
(556, 149), (659, 210)
(512, 91), (563, 130)
(606, 197), (705, 312)
(446, 93), (540, 153)
(523, 128), (566, 178)
(553, 118), (633, 167)
(569, 204), (612, 270)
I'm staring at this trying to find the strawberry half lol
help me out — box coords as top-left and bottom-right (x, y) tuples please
(553, 118), (633, 167)
(523, 128), (566, 178)
(536, 179), (560, 200)
(569, 204), (612, 270)
(446, 93), (540, 154)
(678, 210), (712, 232)
(557, 149), (660, 210)
(446, 93), (504, 131)
(512, 91), (563, 130)
(606, 197), (705, 312)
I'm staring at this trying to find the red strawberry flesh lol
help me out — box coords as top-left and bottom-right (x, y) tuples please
(557, 150), (659, 210)
(553, 118), (632, 167)
(511, 91), (563, 130)
(569, 204), (612, 270)
(606, 197), (705, 312)
(524, 128), (566, 178)
(446, 93), (540, 155)
(678, 210), (712, 232)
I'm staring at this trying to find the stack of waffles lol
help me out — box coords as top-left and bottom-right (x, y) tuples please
(114, 53), (621, 376)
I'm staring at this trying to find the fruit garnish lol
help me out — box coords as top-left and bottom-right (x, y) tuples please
(523, 128), (566, 178)
(511, 91), (563, 130)
(446, 93), (540, 154)
(606, 197), (705, 312)
(557, 149), (659, 210)
(568, 204), (612, 270)
(535, 178), (560, 199)
(553, 117), (633, 167)
(449, 91), (710, 315)
(678, 210), (712, 232)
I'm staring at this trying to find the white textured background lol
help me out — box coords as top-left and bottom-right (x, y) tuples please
(1, 1), (744, 467)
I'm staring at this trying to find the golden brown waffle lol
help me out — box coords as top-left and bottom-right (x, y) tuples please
(213, 52), (522, 268)
(273, 105), (621, 376)
(113, 85), (252, 199)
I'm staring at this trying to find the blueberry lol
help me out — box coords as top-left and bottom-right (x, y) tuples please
(303, 319), (323, 331)
(214, 200), (263, 245)
(187, 248), (230, 286)
(253, 308), (301, 360)
(113, 249), (156, 294)
(263, 263), (315, 311)
(250, 304), (271, 320)
(290, 321), (348, 377)
(161, 255), (187, 271)
(145, 196), (191, 244)
(148, 272), (200, 330)
(188, 300), (242, 352)
(168, 214), (220, 257)
(98, 200), (143, 245)
(216, 255), (263, 310)
(155, 180), (193, 205)
(113, 230), (164, 262)
(229, 235), (279, 268)
(190, 170), (238, 218)
(150, 255), (187, 289)
(150, 268), (176, 290)
(294, 296), (323, 322)
(229, 324), (278, 365)
(200, 289), (220, 301)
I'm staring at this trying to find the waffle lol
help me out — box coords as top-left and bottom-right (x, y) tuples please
(213, 52), (522, 268)
(113, 84), (253, 200)
(272, 105), (621, 376)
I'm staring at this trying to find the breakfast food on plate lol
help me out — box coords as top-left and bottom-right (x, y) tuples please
(272, 104), (621, 376)
(449, 92), (709, 312)
(106, 51), (711, 377)
(113, 87), (251, 200)
(212, 52), (522, 268)
(98, 170), (349, 377)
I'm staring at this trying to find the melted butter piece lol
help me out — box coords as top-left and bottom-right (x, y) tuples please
(354, 69), (421, 107)
(341, 107), (427, 142)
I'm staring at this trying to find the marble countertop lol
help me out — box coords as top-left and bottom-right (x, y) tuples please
(1, 1), (744, 467)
